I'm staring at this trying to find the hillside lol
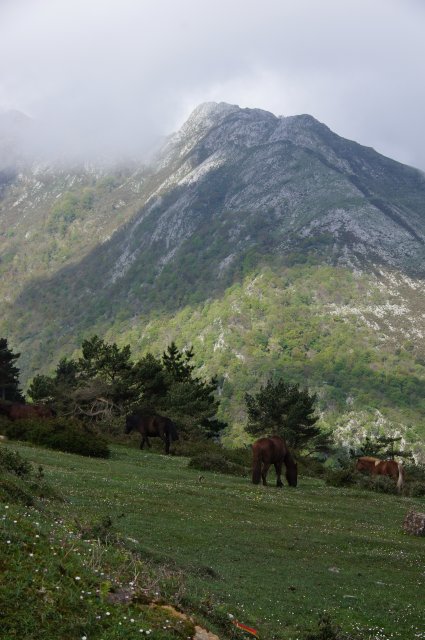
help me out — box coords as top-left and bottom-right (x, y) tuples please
(1, 103), (425, 449)
(2, 441), (425, 640)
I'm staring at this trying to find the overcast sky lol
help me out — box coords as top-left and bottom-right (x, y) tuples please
(1, 0), (424, 169)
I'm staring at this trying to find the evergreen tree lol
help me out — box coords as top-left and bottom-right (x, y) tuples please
(161, 343), (223, 439)
(78, 336), (132, 383)
(245, 378), (325, 451)
(359, 435), (413, 461)
(27, 374), (56, 403)
(162, 342), (195, 382)
(0, 338), (23, 402)
(129, 353), (168, 410)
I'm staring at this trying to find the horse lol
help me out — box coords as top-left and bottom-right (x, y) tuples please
(355, 456), (405, 492)
(0, 402), (55, 421)
(125, 412), (179, 454)
(252, 436), (298, 487)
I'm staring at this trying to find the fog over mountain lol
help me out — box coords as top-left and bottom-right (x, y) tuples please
(1, 0), (425, 168)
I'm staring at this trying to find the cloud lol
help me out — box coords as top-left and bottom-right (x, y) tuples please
(0, 0), (424, 168)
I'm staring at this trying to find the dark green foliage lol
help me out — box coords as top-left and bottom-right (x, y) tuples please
(27, 338), (223, 441)
(0, 446), (62, 505)
(357, 474), (398, 494)
(188, 453), (248, 477)
(160, 342), (222, 439)
(0, 446), (32, 477)
(325, 469), (356, 487)
(4, 417), (110, 458)
(0, 337), (23, 402)
(303, 614), (361, 640)
(245, 377), (327, 451)
(403, 481), (425, 497)
(404, 463), (425, 482)
(27, 373), (56, 403)
(358, 434), (414, 461)
(131, 352), (168, 407)
(299, 456), (327, 478)
(78, 335), (133, 384)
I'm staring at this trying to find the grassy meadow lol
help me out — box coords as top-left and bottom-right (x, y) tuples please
(1, 441), (425, 640)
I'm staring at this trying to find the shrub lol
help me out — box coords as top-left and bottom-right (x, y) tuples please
(403, 481), (425, 497)
(303, 614), (361, 639)
(0, 447), (32, 477)
(4, 418), (110, 458)
(188, 453), (248, 477)
(0, 446), (63, 505)
(172, 439), (222, 458)
(299, 456), (327, 478)
(357, 474), (398, 494)
(219, 446), (252, 468)
(404, 464), (425, 483)
(325, 469), (356, 487)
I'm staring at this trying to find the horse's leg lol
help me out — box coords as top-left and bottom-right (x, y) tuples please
(274, 462), (283, 487)
(164, 435), (170, 455)
(140, 435), (151, 450)
(261, 462), (270, 486)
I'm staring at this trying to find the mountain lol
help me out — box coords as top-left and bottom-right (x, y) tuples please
(1, 102), (425, 453)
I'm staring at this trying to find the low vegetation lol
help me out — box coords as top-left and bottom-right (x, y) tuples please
(2, 416), (110, 458)
(1, 441), (424, 640)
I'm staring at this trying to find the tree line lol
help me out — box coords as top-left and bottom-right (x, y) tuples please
(2, 334), (410, 458)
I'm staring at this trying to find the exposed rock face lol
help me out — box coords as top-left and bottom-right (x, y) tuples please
(2, 101), (425, 399)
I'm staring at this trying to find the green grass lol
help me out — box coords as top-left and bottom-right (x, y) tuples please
(1, 442), (425, 639)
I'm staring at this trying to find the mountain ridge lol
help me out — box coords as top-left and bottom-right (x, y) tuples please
(2, 102), (425, 452)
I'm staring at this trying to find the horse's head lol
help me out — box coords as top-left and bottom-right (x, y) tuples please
(285, 459), (298, 487)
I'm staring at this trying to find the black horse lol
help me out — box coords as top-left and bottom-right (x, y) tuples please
(125, 412), (179, 454)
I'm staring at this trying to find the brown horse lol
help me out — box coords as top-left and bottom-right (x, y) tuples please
(356, 456), (405, 492)
(252, 436), (298, 487)
(125, 412), (179, 454)
(0, 402), (55, 421)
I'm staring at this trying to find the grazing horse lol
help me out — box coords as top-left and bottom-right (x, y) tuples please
(0, 402), (55, 421)
(125, 412), (179, 454)
(252, 436), (297, 487)
(356, 456), (405, 492)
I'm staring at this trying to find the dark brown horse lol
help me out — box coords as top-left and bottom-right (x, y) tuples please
(0, 402), (55, 421)
(125, 412), (179, 454)
(252, 436), (298, 487)
(356, 456), (405, 492)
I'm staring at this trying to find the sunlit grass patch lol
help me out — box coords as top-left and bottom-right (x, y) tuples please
(1, 442), (424, 639)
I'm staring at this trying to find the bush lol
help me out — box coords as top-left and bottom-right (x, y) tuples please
(299, 456), (327, 478)
(357, 474), (398, 494)
(403, 481), (425, 497)
(0, 447), (32, 477)
(219, 446), (252, 468)
(172, 439), (222, 458)
(325, 469), (356, 487)
(0, 446), (63, 505)
(303, 614), (361, 639)
(188, 453), (248, 477)
(4, 418), (110, 458)
(404, 464), (425, 483)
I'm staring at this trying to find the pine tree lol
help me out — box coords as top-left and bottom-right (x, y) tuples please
(245, 378), (326, 451)
(0, 338), (23, 402)
(161, 343), (223, 439)
(359, 435), (413, 461)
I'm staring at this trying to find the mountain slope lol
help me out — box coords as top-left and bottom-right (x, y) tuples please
(2, 102), (425, 451)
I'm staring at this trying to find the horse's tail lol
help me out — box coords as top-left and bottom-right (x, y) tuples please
(167, 419), (179, 442)
(396, 462), (405, 492)
(252, 446), (262, 485)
